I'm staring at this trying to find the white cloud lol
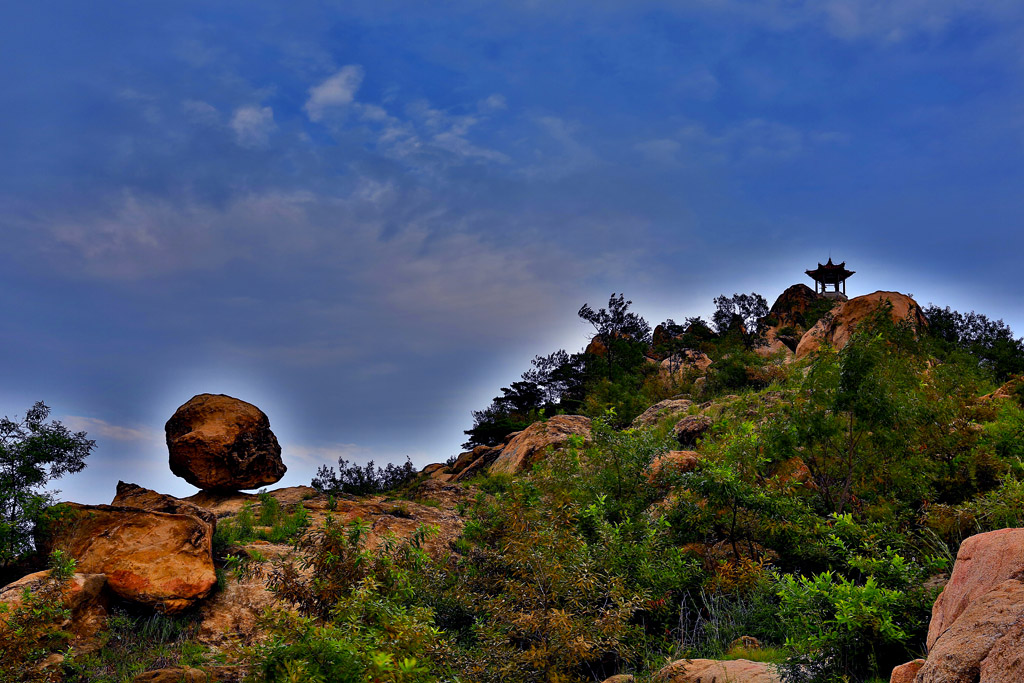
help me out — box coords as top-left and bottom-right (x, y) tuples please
(305, 65), (365, 122)
(478, 94), (508, 112)
(634, 138), (681, 164)
(230, 105), (276, 147)
(182, 100), (219, 125)
(63, 416), (162, 444)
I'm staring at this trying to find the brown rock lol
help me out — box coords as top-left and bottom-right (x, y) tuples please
(889, 659), (924, 683)
(979, 616), (1024, 681)
(133, 666), (245, 683)
(166, 393), (286, 491)
(488, 416), (591, 476)
(453, 443), (506, 482)
(646, 451), (700, 483)
(37, 503), (216, 613)
(0, 570), (108, 640)
(916, 578), (1024, 683)
(927, 528), (1024, 649)
(197, 571), (277, 646)
(673, 414), (713, 446)
(768, 284), (826, 329)
(795, 291), (927, 358)
(770, 457), (811, 488)
(421, 463), (447, 477)
(632, 398), (694, 429)
(654, 658), (780, 683)
(602, 676), (635, 683)
(113, 481), (217, 529)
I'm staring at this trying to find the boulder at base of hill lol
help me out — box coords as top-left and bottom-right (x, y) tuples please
(654, 658), (780, 683)
(112, 481), (218, 529)
(673, 414), (713, 446)
(889, 659), (924, 683)
(926, 527), (1024, 649)
(795, 291), (927, 358)
(488, 416), (591, 476)
(0, 570), (108, 640)
(166, 393), (286, 491)
(916, 577), (1024, 683)
(632, 398), (693, 429)
(37, 503), (216, 613)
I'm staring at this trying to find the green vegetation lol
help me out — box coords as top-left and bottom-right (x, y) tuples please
(259, 291), (1024, 682)
(63, 608), (214, 682)
(212, 492), (312, 553)
(312, 457), (418, 496)
(0, 402), (95, 570)
(0, 551), (77, 683)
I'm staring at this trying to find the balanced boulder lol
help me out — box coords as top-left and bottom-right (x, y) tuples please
(166, 394), (286, 491)
(36, 503), (216, 613)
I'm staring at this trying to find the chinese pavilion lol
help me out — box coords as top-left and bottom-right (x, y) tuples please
(806, 257), (854, 300)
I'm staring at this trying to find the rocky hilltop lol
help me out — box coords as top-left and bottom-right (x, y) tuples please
(5, 285), (1024, 683)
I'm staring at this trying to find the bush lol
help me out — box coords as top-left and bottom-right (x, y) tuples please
(312, 457), (417, 496)
(0, 551), (76, 683)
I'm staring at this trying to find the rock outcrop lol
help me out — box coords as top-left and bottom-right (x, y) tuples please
(926, 527), (1024, 649)
(112, 481), (218, 529)
(768, 283), (826, 330)
(166, 393), (286, 491)
(645, 450), (700, 483)
(673, 414), (713, 446)
(0, 570), (108, 641)
(37, 503), (217, 613)
(914, 528), (1024, 682)
(889, 659), (924, 683)
(795, 291), (926, 358)
(488, 415), (592, 476)
(632, 398), (694, 429)
(654, 658), (780, 683)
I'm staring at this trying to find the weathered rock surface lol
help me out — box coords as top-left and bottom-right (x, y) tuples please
(632, 398), (694, 429)
(654, 658), (780, 683)
(926, 527), (1024, 649)
(768, 283), (826, 329)
(166, 393), (285, 491)
(795, 291), (927, 358)
(37, 503), (216, 612)
(0, 570), (108, 640)
(133, 666), (246, 682)
(646, 450), (700, 482)
(184, 485), (316, 517)
(488, 416), (591, 476)
(673, 414), (713, 446)
(601, 676), (635, 683)
(889, 659), (924, 683)
(113, 481), (218, 529)
(916, 577), (1024, 683)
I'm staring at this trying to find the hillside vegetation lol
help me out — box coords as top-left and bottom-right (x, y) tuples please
(5, 286), (1024, 683)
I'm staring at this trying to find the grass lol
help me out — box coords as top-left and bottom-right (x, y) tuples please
(62, 608), (218, 682)
(721, 645), (786, 663)
(212, 492), (312, 554)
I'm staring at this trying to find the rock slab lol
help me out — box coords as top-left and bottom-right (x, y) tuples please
(166, 393), (286, 491)
(654, 658), (780, 683)
(37, 503), (216, 613)
(488, 415), (591, 476)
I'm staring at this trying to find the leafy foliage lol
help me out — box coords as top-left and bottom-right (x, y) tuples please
(312, 457), (417, 496)
(0, 402), (95, 567)
(0, 551), (76, 683)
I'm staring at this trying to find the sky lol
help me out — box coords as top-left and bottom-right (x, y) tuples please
(2, 1), (1023, 504)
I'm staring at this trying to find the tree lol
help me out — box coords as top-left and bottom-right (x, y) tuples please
(924, 305), (1024, 382)
(0, 402), (94, 567)
(578, 293), (652, 346)
(712, 293), (769, 340)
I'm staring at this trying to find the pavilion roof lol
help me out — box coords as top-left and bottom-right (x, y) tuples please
(806, 257), (855, 282)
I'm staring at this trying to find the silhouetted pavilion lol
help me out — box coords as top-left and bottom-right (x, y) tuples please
(806, 257), (854, 300)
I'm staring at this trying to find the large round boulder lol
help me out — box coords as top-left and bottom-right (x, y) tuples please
(166, 394), (286, 491)
(488, 415), (591, 476)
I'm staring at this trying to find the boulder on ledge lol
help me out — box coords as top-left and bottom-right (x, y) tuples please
(166, 393), (286, 491)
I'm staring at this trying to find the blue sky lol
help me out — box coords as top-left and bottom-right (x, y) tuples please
(2, 1), (1023, 503)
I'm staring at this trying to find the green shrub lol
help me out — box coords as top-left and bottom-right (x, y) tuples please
(0, 551), (76, 683)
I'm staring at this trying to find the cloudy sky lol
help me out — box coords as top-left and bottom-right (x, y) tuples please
(2, 1), (1023, 504)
